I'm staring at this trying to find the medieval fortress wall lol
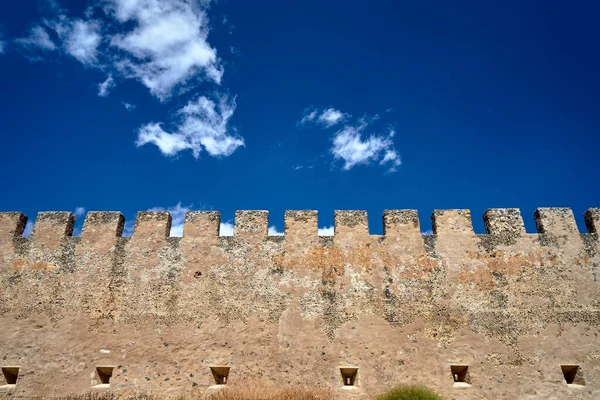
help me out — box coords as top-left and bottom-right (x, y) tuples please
(0, 207), (599, 399)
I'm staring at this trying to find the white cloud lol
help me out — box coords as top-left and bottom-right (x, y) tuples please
(98, 74), (115, 97)
(219, 222), (234, 236)
(331, 121), (401, 172)
(52, 17), (102, 65)
(318, 226), (334, 236)
(299, 109), (317, 125)
(106, 0), (222, 100)
(15, 26), (56, 51)
(268, 226), (283, 236)
(74, 207), (86, 217)
(299, 107), (347, 127)
(16, 17), (101, 65)
(318, 108), (346, 127)
(122, 102), (136, 111)
(300, 105), (401, 171)
(137, 94), (243, 158)
(41, 0), (61, 12)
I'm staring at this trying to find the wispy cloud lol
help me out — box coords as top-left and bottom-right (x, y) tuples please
(299, 109), (317, 125)
(0, 41), (5, 54)
(318, 108), (347, 127)
(299, 106), (401, 172)
(51, 17), (102, 66)
(15, 25), (56, 51)
(137, 95), (243, 158)
(331, 122), (401, 171)
(74, 207), (86, 217)
(98, 74), (115, 97)
(299, 107), (348, 127)
(122, 102), (135, 111)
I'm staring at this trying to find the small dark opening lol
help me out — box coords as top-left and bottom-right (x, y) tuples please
(561, 365), (584, 385)
(340, 367), (358, 386)
(451, 365), (470, 384)
(210, 366), (230, 385)
(96, 366), (114, 385)
(2, 367), (19, 385)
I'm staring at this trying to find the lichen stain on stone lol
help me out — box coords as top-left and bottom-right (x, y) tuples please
(32, 261), (57, 272)
(11, 257), (28, 271)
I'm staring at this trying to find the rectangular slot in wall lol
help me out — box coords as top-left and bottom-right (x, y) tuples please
(1, 366), (19, 386)
(94, 366), (114, 387)
(561, 365), (585, 386)
(210, 366), (230, 385)
(340, 367), (358, 387)
(451, 365), (471, 387)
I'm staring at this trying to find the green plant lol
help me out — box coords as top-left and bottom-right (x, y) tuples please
(376, 385), (443, 400)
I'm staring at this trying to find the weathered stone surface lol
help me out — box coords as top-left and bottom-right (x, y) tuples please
(0, 208), (599, 399)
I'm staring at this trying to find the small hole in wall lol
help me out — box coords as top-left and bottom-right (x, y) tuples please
(194, 271), (202, 278)
(95, 366), (114, 385)
(340, 367), (358, 386)
(561, 365), (585, 386)
(210, 366), (230, 385)
(451, 365), (471, 387)
(1, 367), (19, 385)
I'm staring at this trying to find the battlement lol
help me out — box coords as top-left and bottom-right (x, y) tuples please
(2, 207), (597, 240)
(0, 207), (599, 399)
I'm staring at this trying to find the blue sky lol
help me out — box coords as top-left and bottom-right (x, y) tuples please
(1, 0), (599, 236)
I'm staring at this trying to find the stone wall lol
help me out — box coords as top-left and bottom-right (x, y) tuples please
(0, 208), (599, 399)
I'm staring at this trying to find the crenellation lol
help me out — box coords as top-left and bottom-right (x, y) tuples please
(333, 210), (369, 247)
(0, 207), (599, 399)
(183, 211), (220, 238)
(82, 212), (125, 234)
(533, 207), (579, 235)
(131, 211), (171, 239)
(483, 208), (526, 237)
(81, 212), (124, 248)
(431, 209), (474, 236)
(284, 210), (318, 248)
(234, 210), (268, 238)
(534, 208), (584, 252)
(382, 209), (420, 236)
(0, 212), (28, 239)
(30, 212), (75, 252)
(382, 210), (424, 256)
